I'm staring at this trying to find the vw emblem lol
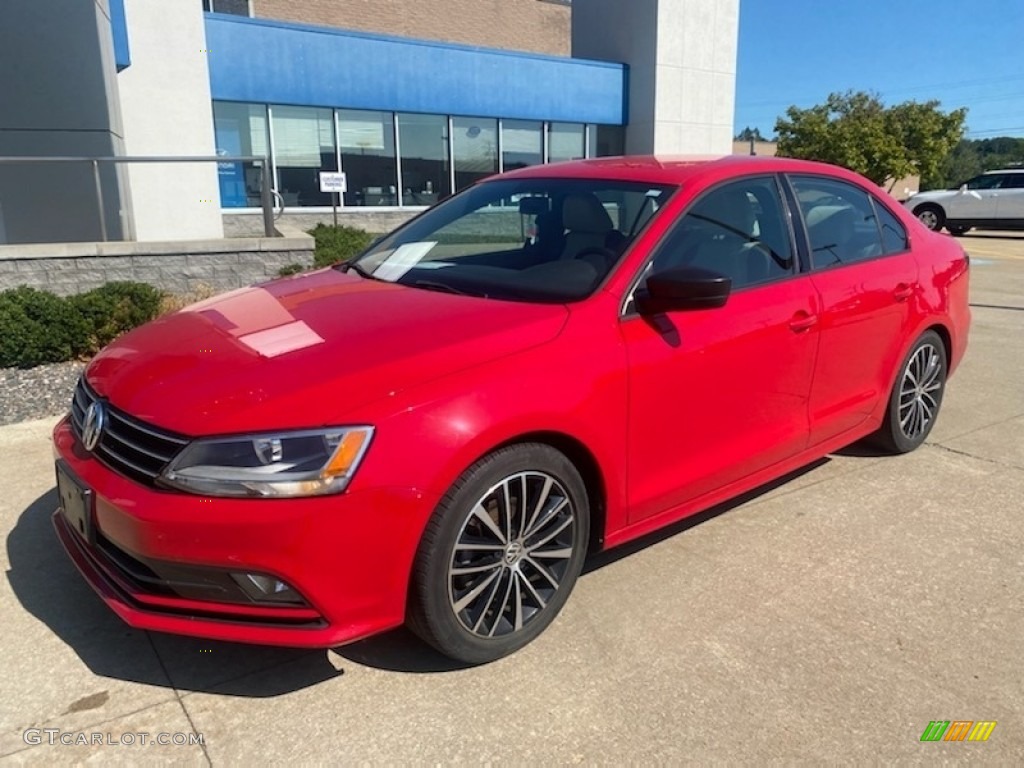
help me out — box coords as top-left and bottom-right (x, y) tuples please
(82, 402), (107, 452)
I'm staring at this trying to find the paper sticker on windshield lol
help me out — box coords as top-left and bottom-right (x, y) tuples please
(374, 241), (438, 281)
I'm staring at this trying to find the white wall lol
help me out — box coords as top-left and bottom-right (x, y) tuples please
(573, 0), (738, 156)
(117, 0), (223, 240)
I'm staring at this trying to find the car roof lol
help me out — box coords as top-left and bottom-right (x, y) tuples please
(984, 168), (1024, 173)
(496, 155), (873, 186)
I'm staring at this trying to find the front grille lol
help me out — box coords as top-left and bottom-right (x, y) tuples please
(70, 377), (190, 485)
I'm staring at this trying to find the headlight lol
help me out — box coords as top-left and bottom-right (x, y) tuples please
(159, 427), (373, 498)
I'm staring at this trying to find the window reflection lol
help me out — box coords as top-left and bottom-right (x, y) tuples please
(214, 101), (623, 210)
(338, 109), (397, 207)
(272, 106), (336, 207)
(548, 122), (585, 163)
(213, 101), (269, 208)
(502, 120), (543, 171)
(453, 117), (499, 191)
(398, 113), (452, 206)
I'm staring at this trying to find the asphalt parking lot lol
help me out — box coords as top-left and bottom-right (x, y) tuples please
(2, 232), (1023, 764)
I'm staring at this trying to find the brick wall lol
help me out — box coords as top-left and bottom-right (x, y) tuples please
(252, 0), (571, 56)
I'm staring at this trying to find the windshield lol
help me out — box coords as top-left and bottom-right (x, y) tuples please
(346, 178), (676, 303)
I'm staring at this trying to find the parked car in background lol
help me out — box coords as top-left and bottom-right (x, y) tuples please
(905, 168), (1024, 235)
(53, 156), (970, 664)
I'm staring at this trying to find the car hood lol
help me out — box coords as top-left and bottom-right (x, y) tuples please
(905, 189), (958, 205)
(86, 269), (569, 435)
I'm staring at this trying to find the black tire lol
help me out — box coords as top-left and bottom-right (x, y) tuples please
(913, 204), (945, 232)
(408, 443), (590, 664)
(947, 224), (972, 236)
(873, 331), (947, 454)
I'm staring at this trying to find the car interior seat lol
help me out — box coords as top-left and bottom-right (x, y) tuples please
(805, 205), (856, 267)
(687, 188), (768, 287)
(560, 193), (614, 262)
(532, 209), (566, 261)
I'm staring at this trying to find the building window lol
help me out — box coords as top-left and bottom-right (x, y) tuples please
(214, 101), (623, 210)
(270, 106), (337, 207)
(397, 113), (451, 207)
(213, 101), (269, 208)
(202, 0), (250, 15)
(501, 120), (543, 172)
(453, 117), (499, 192)
(593, 125), (625, 157)
(547, 122), (585, 163)
(338, 109), (398, 207)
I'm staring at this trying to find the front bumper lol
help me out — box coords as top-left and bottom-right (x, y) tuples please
(52, 417), (437, 647)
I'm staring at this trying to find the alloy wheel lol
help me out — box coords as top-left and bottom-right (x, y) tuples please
(447, 471), (576, 639)
(898, 342), (943, 440)
(917, 209), (940, 230)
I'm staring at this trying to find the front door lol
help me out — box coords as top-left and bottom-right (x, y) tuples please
(623, 176), (819, 523)
(947, 173), (1006, 220)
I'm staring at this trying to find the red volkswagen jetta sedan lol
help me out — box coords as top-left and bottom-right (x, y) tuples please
(53, 156), (970, 663)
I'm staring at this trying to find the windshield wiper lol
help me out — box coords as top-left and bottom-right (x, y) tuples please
(339, 260), (376, 280)
(411, 280), (469, 296)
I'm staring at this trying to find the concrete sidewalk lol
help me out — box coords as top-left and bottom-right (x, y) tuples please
(2, 238), (1022, 764)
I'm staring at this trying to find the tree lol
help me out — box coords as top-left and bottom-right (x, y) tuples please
(929, 140), (982, 189)
(774, 91), (966, 188)
(887, 100), (968, 187)
(926, 136), (1024, 189)
(734, 126), (765, 142)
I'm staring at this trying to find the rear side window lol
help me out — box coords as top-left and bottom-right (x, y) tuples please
(873, 198), (908, 254)
(790, 176), (884, 269)
(1004, 174), (1024, 189)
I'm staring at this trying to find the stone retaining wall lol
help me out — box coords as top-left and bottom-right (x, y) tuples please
(0, 225), (315, 296)
(223, 210), (416, 238)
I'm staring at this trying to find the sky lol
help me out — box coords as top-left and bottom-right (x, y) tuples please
(734, 0), (1024, 140)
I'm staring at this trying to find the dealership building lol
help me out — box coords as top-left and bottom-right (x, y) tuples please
(0, 0), (739, 244)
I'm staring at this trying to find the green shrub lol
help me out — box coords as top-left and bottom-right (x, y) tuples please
(277, 263), (305, 277)
(309, 224), (375, 268)
(0, 281), (164, 369)
(0, 287), (90, 368)
(70, 281), (163, 352)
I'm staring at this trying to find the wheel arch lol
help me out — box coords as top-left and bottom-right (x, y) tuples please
(489, 431), (608, 554)
(872, 320), (953, 427)
(926, 322), (953, 367)
(912, 200), (945, 214)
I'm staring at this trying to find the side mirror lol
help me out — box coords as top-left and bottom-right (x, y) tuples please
(959, 183), (969, 193)
(634, 267), (732, 315)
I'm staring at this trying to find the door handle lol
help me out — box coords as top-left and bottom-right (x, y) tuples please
(788, 311), (818, 332)
(893, 283), (914, 302)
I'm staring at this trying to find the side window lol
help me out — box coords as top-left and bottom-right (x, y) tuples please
(1004, 174), (1024, 189)
(872, 197), (908, 254)
(966, 174), (1005, 190)
(790, 176), (883, 269)
(650, 177), (795, 291)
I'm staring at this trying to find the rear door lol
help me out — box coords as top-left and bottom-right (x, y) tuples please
(622, 175), (819, 522)
(996, 173), (1024, 223)
(788, 175), (918, 447)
